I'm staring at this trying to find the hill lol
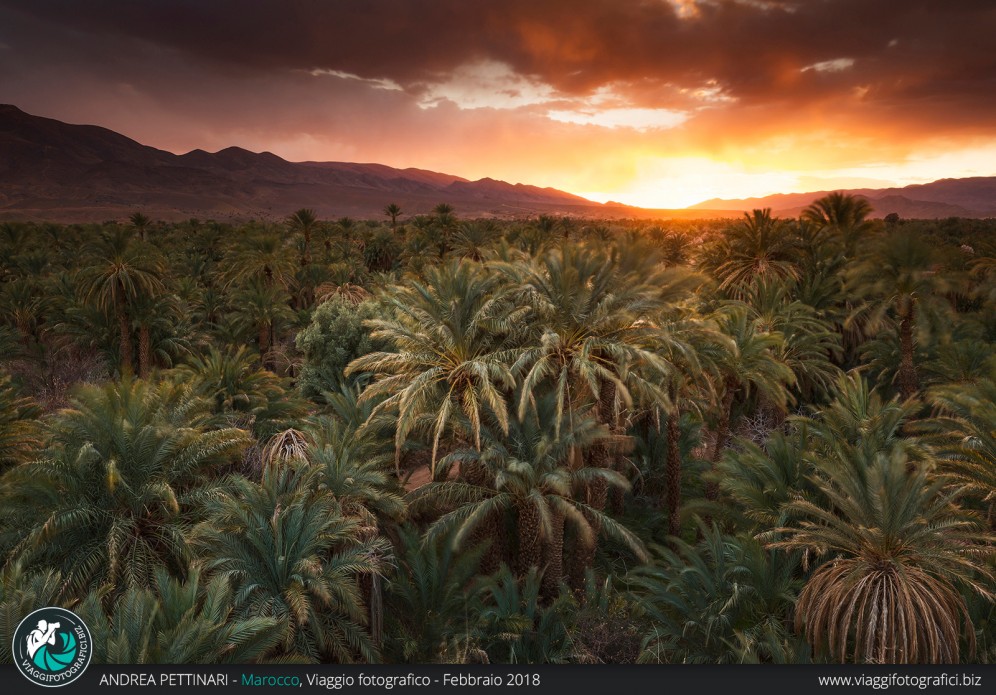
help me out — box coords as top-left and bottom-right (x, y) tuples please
(0, 104), (642, 222)
(690, 179), (996, 218)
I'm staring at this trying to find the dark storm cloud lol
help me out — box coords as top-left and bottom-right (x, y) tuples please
(2, 0), (995, 117)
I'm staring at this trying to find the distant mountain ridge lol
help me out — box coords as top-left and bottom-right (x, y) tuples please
(0, 104), (614, 222)
(690, 178), (996, 218)
(2, 104), (994, 222)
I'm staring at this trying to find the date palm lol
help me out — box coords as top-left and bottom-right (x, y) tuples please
(846, 230), (951, 400)
(0, 374), (40, 472)
(232, 279), (294, 369)
(347, 260), (520, 477)
(1, 378), (248, 597)
(707, 304), (794, 497)
(924, 377), (996, 516)
(802, 192), (873, 255)
(744, 278), (842, 404)
(224, 230), (297, 290)
(287, 208), (318, 266)
(773, 446), (993, 663)
(79, 228), (165, 375)
(410, 398), (645, 594)
(383, 203), (402, 229)
(195, 463), (387, 662)
(76, 568), (282, 664)
(713, 209), (800, 299)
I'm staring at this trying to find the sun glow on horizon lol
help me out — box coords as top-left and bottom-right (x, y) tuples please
(571, 143), (996, 209)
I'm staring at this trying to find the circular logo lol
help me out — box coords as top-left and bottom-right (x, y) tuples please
(12, 607), (92, 687)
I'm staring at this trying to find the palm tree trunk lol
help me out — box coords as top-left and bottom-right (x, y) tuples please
(707, 383), (736, 501)
(666, 412), (683, 537)
(117, 303), (132, 375)
(517, 502), (542, 575)
(258, 321), (269, 365)
(541, 506), (564, 600)
(138, 324), (151, 378)
(897, 311), (919, 400)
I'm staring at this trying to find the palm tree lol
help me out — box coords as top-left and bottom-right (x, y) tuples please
(1, 378), (248, 597)
(347, 260), (520, 477)
(195, 463), (386, 662)
(801, 192), (873, 255)
(78, 229), (165, 374)
(409, 398), (645, 594)
(383, 203), (402, 229)
(846, 230), (951, 400)
(924, 378), (996, 520)
(383, 526), (485, 663)
(712, 209), (800, 298)
(309, 416), (406, 525)
(631, 524), (802, 664)
(773, 447), (993, 663)
(0, 563), (65, 662)
(644, 311), (728, 535)
(287, 208), (318, 267)
(506, 245), (678, 569)
(171, 346), (306, 442)
(477, 565), (576, 663)
(76, 568), (282, 663)
(743, 278), (842, 405)
(232, 279), (294, 369)
(129, 212), (152, 241)
(707, 304), (794, 497)
(224, 230), (297, 290)
(0, 374), (40, 472)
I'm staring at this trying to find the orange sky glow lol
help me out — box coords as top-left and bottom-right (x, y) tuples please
(2, 0), (995, 209)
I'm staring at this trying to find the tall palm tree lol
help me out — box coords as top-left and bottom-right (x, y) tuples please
(232, 279), (294, 369)
(287, 208), (319, 267)
(712, 209), (800, 298)
(383, 203), (402, 229)
(801, 192), (873, 255)
(506, 245), (676, 569)
(1, 379), (248, 597)
(195, 463), (386, 662)
(347, 260), (520, 477)
(79, 229), (165, 374)
(645, 311), (728, 535)
(409, 399), (645, 594)
(773, 447), (993, 663)
(707, 304), (794, 497)
(129, 212), (152, 241)
(846, 230), (951, 400)
(224, 230), (297, 290)
(743, 278), (842, 405)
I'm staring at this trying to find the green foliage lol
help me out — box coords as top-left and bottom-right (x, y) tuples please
(631, 524), (803, 664)
(296, 297), (388, 398)
(194, 462), (387, 662)
(77, 568), (283, 664)
(1, 208), (994, 666)
(1, 378), (248, 597)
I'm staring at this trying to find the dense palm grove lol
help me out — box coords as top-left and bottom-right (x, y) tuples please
(0, 197), (994, 665)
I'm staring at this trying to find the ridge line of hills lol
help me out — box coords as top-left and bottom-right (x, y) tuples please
(1, 104), (994, 222)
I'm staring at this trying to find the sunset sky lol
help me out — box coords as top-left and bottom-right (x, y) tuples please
(2, 1), (995, 208)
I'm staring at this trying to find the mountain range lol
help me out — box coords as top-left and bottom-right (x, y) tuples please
(1, 104), (995, 222)
(690, 179), (996, 218)
(0, 104), (619, 222)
